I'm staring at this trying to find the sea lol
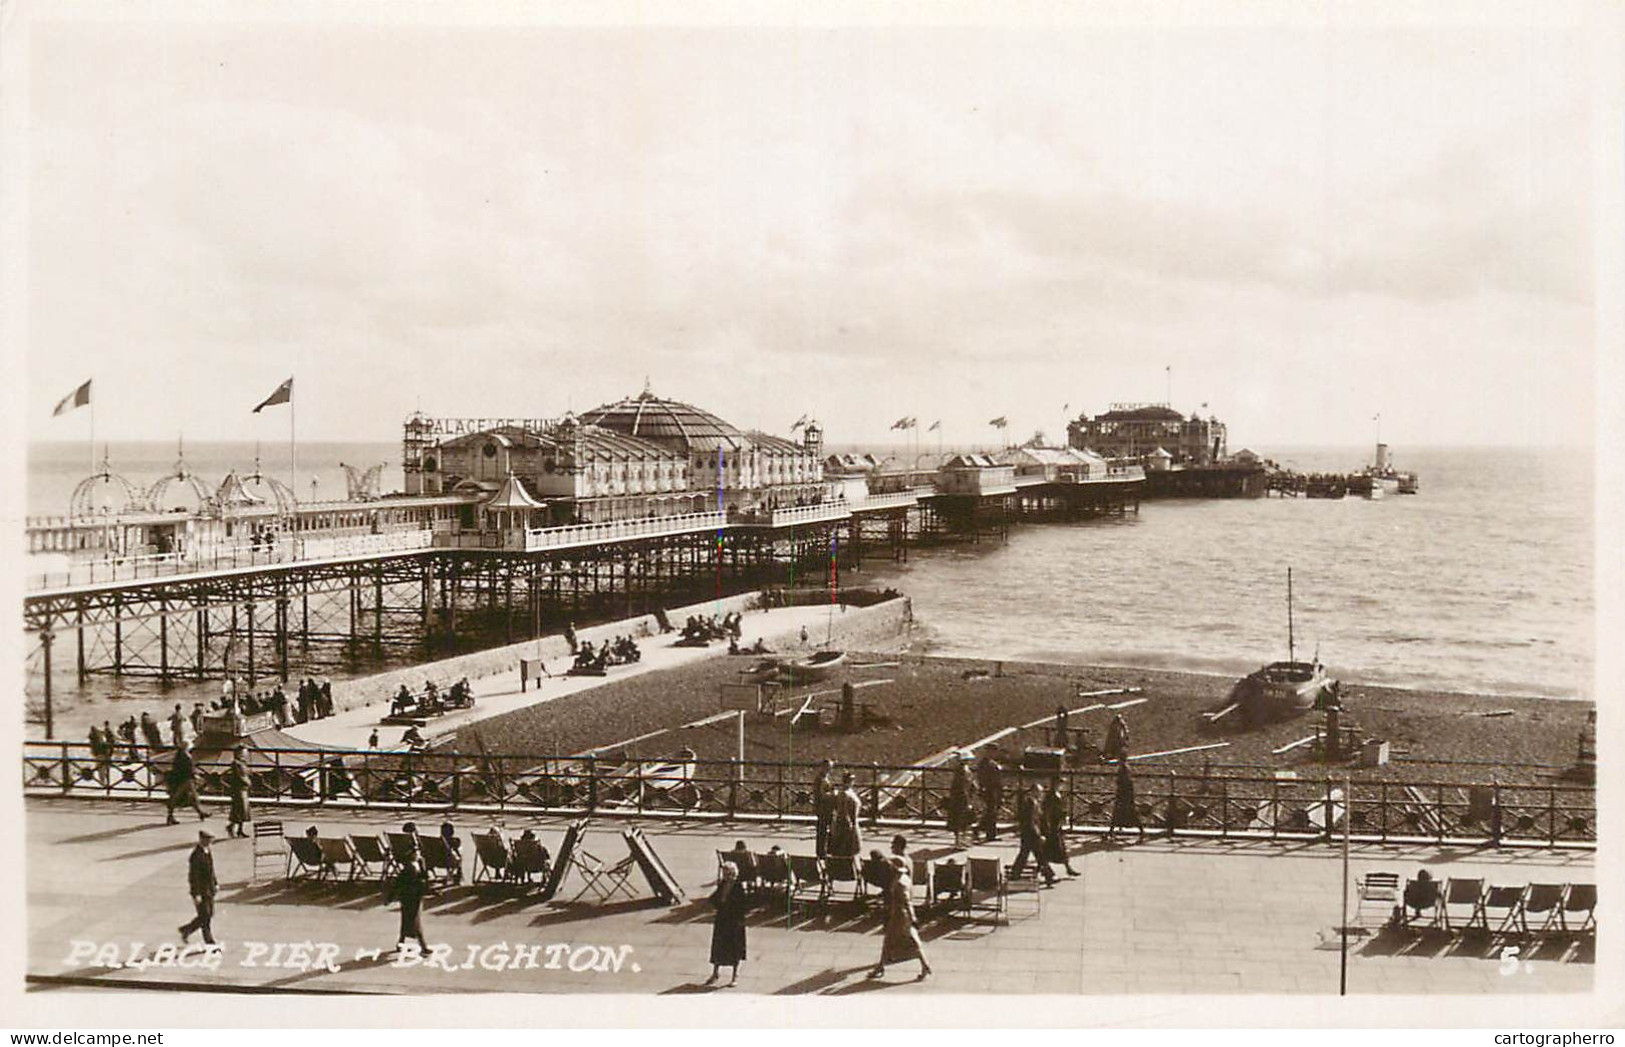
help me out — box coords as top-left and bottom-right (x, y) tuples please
(24, 441), (1595, 703)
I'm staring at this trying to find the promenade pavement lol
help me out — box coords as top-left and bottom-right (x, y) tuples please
(25, 797), (1595, 996)
(282, 603), (838, 751)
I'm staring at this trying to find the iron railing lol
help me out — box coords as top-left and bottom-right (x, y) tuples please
(23, 741), (1596, 848)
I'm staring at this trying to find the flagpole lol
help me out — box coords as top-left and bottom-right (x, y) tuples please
(88, 393), (96, 474)
(290, 377), (297, 503)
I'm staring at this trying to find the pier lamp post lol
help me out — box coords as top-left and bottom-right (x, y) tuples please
(39, 627), (55, 740)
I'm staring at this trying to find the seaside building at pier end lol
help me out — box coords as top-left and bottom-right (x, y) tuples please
(1067, 403), (1229, 466)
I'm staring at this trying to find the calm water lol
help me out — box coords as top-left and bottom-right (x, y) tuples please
(27, 442), (1595, 700)
(854, 446), (1594, 701)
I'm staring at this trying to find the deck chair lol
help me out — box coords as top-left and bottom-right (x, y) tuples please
(316, 836), (359, 880)
(386, 831), (420, 867)
(1560, 884), (1596, 934)
(931, 858), (965, 912)
(1400, 875), (1441, 928)
(625, 827), (685, 905)
(348, 834), (394, 880)
(1519, 883), (1566, 936)
(566, 836), (638, 904)
(1483, 885), (1527, 938)
(511, 835), (552, 885)
(716, 849), (760, 894)
(471, 830), (514, 884)
(286, 834), (327, 880)
(786, 853), (830, 926)
(1355, 871), (1402, 928)
(963, 855), (1009, 924)
(1438, 877), (1487, 933)
(823, 854), (865, 901)
(909, 856), (935, 909)
(540, 821), (585, 901)
(754, 850), (791, 902)
(250, 819), (285, 883)
(421, 835), (463, 883)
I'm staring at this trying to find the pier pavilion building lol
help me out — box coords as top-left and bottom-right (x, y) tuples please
(1067, 404), (1229, 465)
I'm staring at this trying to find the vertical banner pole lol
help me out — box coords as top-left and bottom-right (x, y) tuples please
(290, 376), (298, 503)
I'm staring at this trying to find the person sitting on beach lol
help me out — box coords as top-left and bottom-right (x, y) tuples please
(402, 726), (427, 751)
(751, 638), (770, 654)
(457, 676), (474, 707)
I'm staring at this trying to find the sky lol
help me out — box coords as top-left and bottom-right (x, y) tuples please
(15, 5), (1606, 451)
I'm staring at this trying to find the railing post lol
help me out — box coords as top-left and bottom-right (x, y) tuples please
(60, 742), (72, 795)
(728, 760), (739, 819)
(1323, 777), (1335, 840)
(1548, 786), (1557, 846)
(868, 763), (881, 829)
(586, 755), (598, 812)
(1220, 778), (1229, 838)
(1378, 782), (1388, 841)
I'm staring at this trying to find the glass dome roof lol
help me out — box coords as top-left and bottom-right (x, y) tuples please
(578, 390), (749, 454)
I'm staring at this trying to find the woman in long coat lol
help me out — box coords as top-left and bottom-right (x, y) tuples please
(1109, 760), (1145, 841)
(225, 747), (253, 838)
(826, 773), (863, 858)
(707, 863), (748, 986)
(1041, 778), (1078, 875)
(870, 856), (931, 981)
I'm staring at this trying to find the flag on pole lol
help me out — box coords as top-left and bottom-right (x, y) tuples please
(1062, 403), (1069, 415)
(791, 414), (809, 431)
(253, 377), (293, 413)
(989, 416), (1008, 429)
(52, 379), (92, 416)
(891, 417), (916, 430)
(927, 420), (940, 432)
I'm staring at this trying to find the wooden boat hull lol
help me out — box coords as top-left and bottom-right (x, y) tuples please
(779, 650), (847, 682)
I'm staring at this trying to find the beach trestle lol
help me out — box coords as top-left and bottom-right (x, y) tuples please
(23, 739), (1596, 850)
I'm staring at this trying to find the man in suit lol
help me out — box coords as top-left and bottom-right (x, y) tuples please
(1009, 783), (1057, 886)
(165, 739), (209, 825)
(389, 842), (430, 953)
(178, 830), (218, 945)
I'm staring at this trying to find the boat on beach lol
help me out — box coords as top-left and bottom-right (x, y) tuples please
(1232, 568), (1339, 725)
(777, 649), (847, 683)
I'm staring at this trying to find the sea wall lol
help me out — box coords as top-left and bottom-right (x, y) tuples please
(328, 590), (913, 718)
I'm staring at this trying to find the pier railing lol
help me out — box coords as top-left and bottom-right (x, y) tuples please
(26, 528), (435, 591)
(23, 741), (1595, 849)
(519, 511), (726, 551)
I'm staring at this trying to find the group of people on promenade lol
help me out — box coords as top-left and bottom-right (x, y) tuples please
(571, 635), (642, 673)
(389, 677), (475, 719)
(679, 613), (742, 645)
(85, 678), (337, 771)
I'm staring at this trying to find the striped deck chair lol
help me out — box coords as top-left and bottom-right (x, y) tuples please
(418, 835), (462, 885)
(1519, 883), (1566, 936)
(1560, 884), (1596, 934)
(1437, 877), (1487, 933)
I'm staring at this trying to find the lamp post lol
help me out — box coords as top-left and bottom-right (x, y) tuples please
(40, 627), (56, 740)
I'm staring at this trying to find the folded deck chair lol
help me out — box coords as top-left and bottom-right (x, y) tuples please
(1438, 877), (1487, 933)
(566, 835), (638, 905)
(625, 827), (685, 905)
(963, 855), (1009, 925)
(1356, 871), (1402, 928)
(786, 853), (830, 927)
(1520, 883), (1566, 936)
(347, 833), (394, 880)
(511, 836), (552, 885)
(315, 836), (359, 880)
(471, 829), (514, 884)
(285, 834), (327, 880)
(250, 819), (285, 884)
(540, 820), (585, 901)
(1479, 884), (1526, 938)
(1560, 883), (1596, 934)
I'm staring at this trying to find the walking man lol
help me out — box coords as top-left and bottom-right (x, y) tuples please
(975, 751), (1004, 842)
(812, 759), (836, 858)
(225, 746), (253, 839)
(165, 739), (209, 825)
(178, 830), (218, 945)
(947, 752), (976, 848)
(389, 842), (430, 953)
(1009, 783), (1057, 886)
(1042, 778), (1079, 876)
